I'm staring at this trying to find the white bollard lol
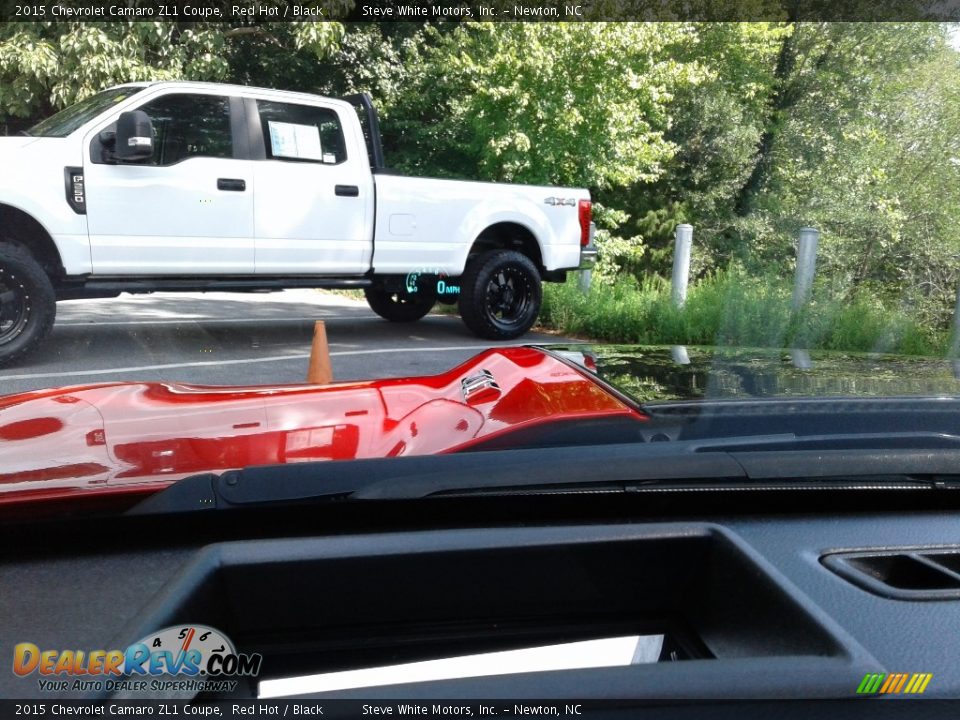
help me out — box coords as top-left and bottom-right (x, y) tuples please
(578, 269), (592, 294)
(672, 224), (693, 308)
(671, 345), (691, 365)
(792, 227), (819, 312)
(790, 348), (813, 370)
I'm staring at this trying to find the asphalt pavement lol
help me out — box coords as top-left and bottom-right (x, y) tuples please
(0, 290), (576, 395)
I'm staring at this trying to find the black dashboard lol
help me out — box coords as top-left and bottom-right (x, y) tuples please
(2, 483), (960, 720)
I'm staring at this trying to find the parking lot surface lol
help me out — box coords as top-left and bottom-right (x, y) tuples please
(0, 290), (576, 395)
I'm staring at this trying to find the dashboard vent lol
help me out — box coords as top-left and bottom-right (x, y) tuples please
(822, 549), (960, 600)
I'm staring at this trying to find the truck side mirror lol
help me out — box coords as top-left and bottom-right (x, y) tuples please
(115, 110), (154, 162)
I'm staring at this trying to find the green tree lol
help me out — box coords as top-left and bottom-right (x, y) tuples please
(0, 15), (349, 131)
(608, 22), (789, 276)
(741, 25), (958, 301)
(377, 22), (697, 190)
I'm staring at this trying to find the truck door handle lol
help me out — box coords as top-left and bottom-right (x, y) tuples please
(217, 178), (246, 192)
(335, 185), (360, 197)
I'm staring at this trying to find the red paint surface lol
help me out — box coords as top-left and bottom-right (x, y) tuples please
(0, 347), (644, 508)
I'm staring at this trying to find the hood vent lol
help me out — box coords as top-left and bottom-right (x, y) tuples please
(461, 369), (501, 405)
(822, 549), (960, 600)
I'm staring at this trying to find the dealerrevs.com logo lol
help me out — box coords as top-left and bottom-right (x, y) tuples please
(13, 625), (262, 693)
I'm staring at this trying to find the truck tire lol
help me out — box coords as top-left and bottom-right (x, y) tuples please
(0, 242), (56, 366)
(458, 249), (542, 340)
(364, 286), (436, 323)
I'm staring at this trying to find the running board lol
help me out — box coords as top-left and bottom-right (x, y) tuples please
(68, 277), (374, 295)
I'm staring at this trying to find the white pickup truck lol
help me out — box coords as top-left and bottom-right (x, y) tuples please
(0, 81), (595, 365)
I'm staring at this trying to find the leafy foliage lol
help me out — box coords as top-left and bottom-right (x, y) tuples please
(540, 270), (943, 356)
(372, 23), (697, 190)
(0, 15), (350, 129)
(1, 20), (958, 348)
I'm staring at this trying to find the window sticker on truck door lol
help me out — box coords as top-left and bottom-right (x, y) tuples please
(267, 121), (323, 161)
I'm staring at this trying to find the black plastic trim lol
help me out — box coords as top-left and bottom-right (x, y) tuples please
(342, 92), (385, 170)
(822, 548), (960, 600)
(243, 97), (267, 161)
(75, 276), (374, 294)
(217, 178), (247, 192)
(335, 184), (360, 197)
(63, 166), (85, 215)
(229, 95), (251, 160)
(88, 524), (879, 701)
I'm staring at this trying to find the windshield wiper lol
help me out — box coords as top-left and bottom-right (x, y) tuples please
(128, 435), (960, 516)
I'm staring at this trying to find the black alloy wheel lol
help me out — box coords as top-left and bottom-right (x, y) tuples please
(459, 249), (542, 340)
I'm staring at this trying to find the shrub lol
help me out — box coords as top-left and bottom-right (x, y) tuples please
(540, 267), (945, 356)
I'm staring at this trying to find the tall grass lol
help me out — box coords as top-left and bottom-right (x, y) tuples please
(540, 268), (946, 356)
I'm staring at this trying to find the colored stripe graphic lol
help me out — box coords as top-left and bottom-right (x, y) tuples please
(857, 672), (932, 694)
(879, 673), (898, 693)
(857, 673), (885, 694)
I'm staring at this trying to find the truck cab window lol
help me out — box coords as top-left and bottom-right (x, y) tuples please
(256, 100), (347, 164)
(135, 94), (233, 166)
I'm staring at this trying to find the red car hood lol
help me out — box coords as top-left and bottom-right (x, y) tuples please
(0, 347), (642, 508)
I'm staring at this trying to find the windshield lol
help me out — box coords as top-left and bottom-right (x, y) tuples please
(26, 85), (144, 137)
(5, 10), (960, 713)
(551, 345), (960, 404)
(0, 20), (959, 511)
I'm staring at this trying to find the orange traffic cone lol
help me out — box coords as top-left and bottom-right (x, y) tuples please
(307, 320), (333, 384)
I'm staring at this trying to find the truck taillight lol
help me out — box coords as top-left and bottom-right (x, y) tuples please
(578, 200), (592, 247)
